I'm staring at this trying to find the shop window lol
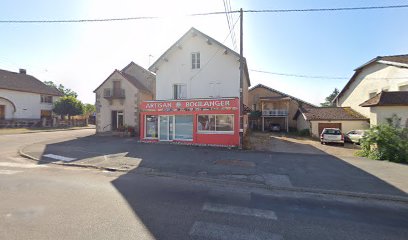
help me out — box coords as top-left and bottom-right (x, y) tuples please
(145, 115), (158, 138)
(175, 115), (193, 140)
(192, 52), (200, 69)
(41, 95), (53, 104)
(198, 114), (234, 133)
(173, 84), (187, 99)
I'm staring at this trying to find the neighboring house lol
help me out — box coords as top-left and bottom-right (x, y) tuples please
(0, 68), (62, 123)
(139, 27), (251, 147)
(248, 84), (316, 132)
(94, 62), (155, 134)
(360, 91), (408, 128)
(294, 107), (370, 138)
(334, 54), (408, 126)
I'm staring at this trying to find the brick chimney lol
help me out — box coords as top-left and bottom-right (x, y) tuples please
(19, 69), (26, 74)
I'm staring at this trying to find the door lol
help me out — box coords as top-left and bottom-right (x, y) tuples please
(318, 123), (342, 136)
(0, 105), (5, 120)
(159, 115), (174, 141)
(117, 111), (124, 129)
(111, 111), (117, 130)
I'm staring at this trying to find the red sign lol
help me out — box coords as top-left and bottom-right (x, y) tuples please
(141, 98), (238, 111)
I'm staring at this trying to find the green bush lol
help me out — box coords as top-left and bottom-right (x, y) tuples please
(358, 124), (408, 163)
(298, 129), (310, 136)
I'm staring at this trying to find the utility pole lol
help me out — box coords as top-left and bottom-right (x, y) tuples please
(239, 8), (244, 149)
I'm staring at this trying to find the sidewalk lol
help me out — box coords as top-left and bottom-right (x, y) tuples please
(0, 125), (95, 135)
(19, 135), (408, 201)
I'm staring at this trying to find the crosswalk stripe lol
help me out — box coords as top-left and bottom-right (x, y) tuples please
(0, 162), (45, 168)
(203, 202), (278, 220)
(189, 221), (283, 240)
(0, 169), (23, 175)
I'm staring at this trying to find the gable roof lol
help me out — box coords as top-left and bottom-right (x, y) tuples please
(0, 69), (62, 96)
(94, 63), (152, 94)
(360, 91), (408, 107)
(295, 107), (368, 121)
(334, 54), (408, 102)
(250, 83), (317, 107)
(122, 61), (156, 78)
(148, 27), (251, 86)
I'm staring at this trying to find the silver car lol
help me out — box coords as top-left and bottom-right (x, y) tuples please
(320, 128), (344, 146)
(345, 130), (366, 144)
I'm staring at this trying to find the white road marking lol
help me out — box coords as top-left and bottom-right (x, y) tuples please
(189, 221), (283, 240)
(43, 154), (77, 162)
(0, 169), (23, 175)
(0, 162), (45, 168)
(203, 202), (278, 220)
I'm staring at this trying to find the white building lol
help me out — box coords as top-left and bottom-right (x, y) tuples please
(94, 62), (155, 133)
(335, 54), (408, 127)
(0, 68), (62, 123)
(139, 27), (251, 147)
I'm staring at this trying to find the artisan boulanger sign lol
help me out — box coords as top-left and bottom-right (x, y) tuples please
(141, 98), (239, 111)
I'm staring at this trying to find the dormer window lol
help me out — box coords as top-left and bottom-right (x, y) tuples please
(192, 52), (200, 69)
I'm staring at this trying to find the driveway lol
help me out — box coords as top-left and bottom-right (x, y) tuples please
(250, 131), (360, 157)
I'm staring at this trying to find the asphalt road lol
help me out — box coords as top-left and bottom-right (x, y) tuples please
(1, 130), (408, 240)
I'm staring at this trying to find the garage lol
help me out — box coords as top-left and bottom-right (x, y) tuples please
(318, 123), (342, 136)
(294, 107), (370, 138)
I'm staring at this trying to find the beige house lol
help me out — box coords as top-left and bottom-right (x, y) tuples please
(294, 107), (370, 138)
(248, 84), (315, 132)
(334, 54), (408, 127)
(94, 62), (155, 134)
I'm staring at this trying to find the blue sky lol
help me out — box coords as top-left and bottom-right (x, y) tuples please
(1, 0), (407, 105)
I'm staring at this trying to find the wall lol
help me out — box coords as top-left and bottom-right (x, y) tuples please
(369, 106), (408, 127)
(310, 120), (370, 137)
(338, 63), (408, 117)
(296, 114), (310, 131)
(95, 72), (143, 132)
(154, 35), (241, 100)
(0, 89), (57, 119)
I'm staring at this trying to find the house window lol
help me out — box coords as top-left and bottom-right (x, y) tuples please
(197, 114), (234, 133)
(399, 84), (408, 91)
(192, 52), (200, 69)
(173, 84), (187, 99)
(41, 95), (53, 104)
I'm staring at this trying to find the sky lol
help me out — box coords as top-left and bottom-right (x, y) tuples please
(1, 0), (408, 105)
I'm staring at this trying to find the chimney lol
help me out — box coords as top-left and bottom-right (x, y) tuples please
(19, 69), (26, 74)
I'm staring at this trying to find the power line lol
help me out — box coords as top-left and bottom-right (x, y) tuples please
(250, 69), (408, 80)
(1, 4), (407, 23)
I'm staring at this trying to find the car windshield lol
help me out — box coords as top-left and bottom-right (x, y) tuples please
(324, 129), (341, 135)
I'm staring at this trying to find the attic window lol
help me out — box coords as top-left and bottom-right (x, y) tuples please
(192, 52), (200, 69)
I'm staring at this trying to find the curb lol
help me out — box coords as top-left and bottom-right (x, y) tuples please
(18, 146), (408, 204)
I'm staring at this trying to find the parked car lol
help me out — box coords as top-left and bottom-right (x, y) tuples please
(269, 123), (281, 132)
(320, 128), (344, 146)
(345, 130), (366, 144)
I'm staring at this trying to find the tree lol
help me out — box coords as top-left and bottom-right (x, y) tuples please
(320, 88), (339, 107)
(53, 96), (84, 119)
(83, 103), (96, 116)
(44, 81), (78, 98)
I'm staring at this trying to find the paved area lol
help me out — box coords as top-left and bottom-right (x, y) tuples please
(2, 161), (408, 240)
(20, 133), (408, 197)
(2, 129), (408, 239)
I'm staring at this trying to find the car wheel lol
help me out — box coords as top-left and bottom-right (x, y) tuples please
(320, 141), (323, 144)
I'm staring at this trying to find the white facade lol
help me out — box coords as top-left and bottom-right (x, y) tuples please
(151, 28), (249, 105)
(337, 63), (408, 118)
(369, 106), (408, 127)
(0, 89), (58, 119)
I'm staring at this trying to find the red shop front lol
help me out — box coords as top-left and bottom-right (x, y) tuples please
(140, 98), (240, 147)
